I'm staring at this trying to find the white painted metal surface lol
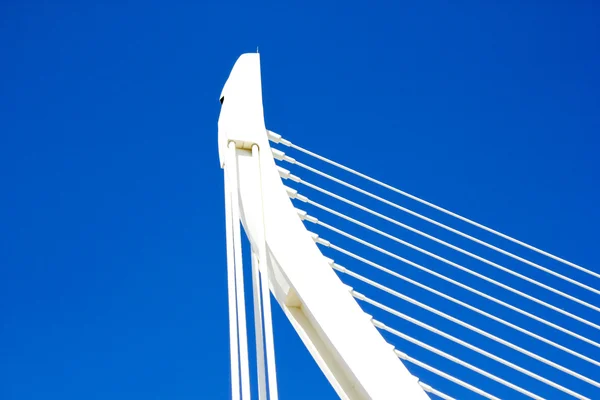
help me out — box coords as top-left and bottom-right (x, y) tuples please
(218, 53), (430, 399)
(226, 141), (252, 400)
(223, 165), (240, 400)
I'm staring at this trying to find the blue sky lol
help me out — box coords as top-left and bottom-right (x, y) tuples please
(1, 1), (599, 399)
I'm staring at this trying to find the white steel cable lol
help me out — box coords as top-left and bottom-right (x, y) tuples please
(251, 252), (267, 400)
(369, 299), (590, 399)
(270, 133), (599, 280)
(419, 383), (455, 400)
(296, 202), (600, 348)
(253, 145), (279, 400)
(276, 157), (600, 305)
(330, 257), (600, 366)
(318, 234), (600, 388)
(393, 348), (500, 400)
(339, 262), (598, 394)
(326, 238), (600, 349)
(301, 190), (600, 313)
(282, 159), (600, 298)
(365, 314), (543, 399)
(308, 206), (600, 338)
(282, 170), (600, 297)
(223, 167), (240, 400)
(277, 162), (600, 310)
(312, 215), (600, 331)
(313, 239), (600, 393)
(228, 143), (252, 400)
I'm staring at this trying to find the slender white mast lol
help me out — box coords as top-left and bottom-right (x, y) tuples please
(218, 53), (429, 399)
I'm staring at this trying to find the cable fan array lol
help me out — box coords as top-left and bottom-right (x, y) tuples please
(268, 130), (600, 400)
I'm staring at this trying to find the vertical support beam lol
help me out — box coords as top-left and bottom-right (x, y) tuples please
(253, 144), (279, 399)
(251, 251), (267, 400)
(228, 142), (251, 400)
(223, 165), (240, 400)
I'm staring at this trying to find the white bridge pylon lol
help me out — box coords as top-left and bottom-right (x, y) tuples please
(218, 53), (599, 400)
(218, 53), (431, 399)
